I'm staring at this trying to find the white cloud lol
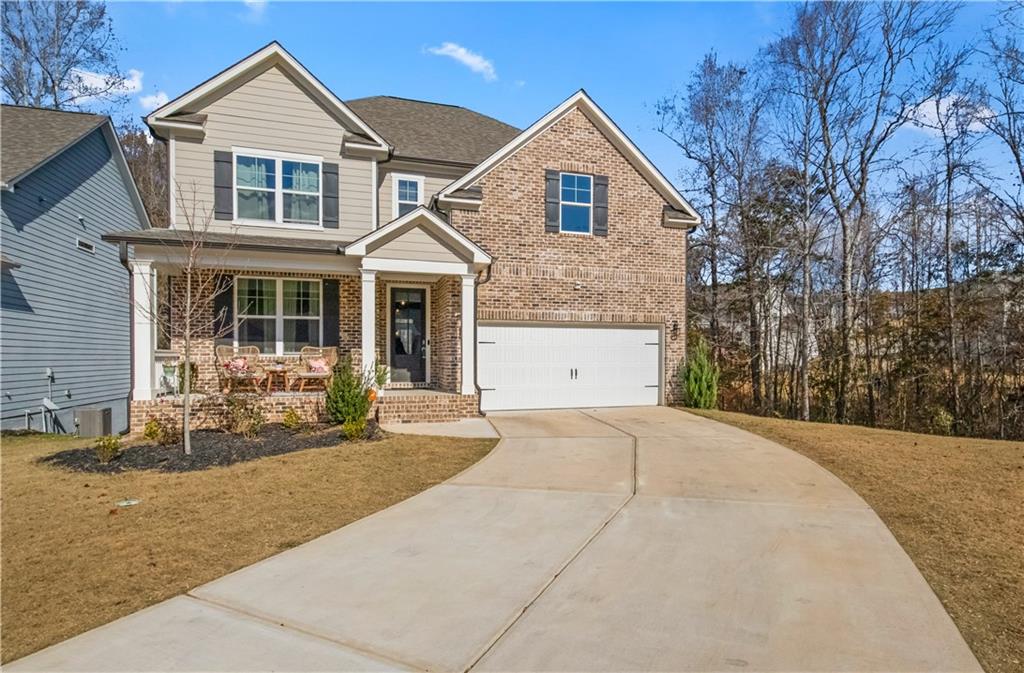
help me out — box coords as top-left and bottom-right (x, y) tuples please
(427, 42), (497, 82)
(139, 90), (169, 112)
(242, 0), (267, 21)
(514, 80), (526, 88)
(71, 67), (144, 99)
(911, 96), (988, 137)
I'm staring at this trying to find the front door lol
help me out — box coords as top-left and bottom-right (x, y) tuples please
(389, 287), (427, 383)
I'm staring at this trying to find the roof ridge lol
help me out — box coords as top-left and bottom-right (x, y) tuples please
(0, 103), (107, 119)
(347, 94), (468, 110)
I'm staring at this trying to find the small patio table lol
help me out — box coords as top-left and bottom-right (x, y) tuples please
(264, 364), (289, 393)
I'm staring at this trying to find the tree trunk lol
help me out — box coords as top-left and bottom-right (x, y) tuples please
(183, 272), (192, 456)
(799, 248), (812, 421)
(944, 161), (961, 434)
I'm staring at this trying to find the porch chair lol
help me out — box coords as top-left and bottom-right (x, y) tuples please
(291, 346), (338, 392)
(215, 345), (266, 393)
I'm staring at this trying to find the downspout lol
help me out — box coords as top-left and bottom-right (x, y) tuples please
(119, 242), (134, 433)
(474, 263), (494, 416)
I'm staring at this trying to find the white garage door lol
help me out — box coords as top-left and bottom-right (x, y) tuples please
(478, 324), (661, 411)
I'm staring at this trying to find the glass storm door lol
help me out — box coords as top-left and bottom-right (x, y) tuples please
(390, 287), (426, 383)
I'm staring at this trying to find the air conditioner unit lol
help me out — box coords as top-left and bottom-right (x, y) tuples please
(78, 407), (112, 437)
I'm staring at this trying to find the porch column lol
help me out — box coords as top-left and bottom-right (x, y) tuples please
(131, 260), (157, 401)
(460, 273), (476, 395)
(361, 269), (377, 378)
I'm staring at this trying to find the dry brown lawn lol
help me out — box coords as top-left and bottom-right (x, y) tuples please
(0, 431), (496, 663)
(692, 409), (1023, 673)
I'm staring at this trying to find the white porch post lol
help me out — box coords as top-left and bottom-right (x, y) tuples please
(460, 273), (476, 395)
(361, 269), (377, 379)
(131, 260), (157, 401)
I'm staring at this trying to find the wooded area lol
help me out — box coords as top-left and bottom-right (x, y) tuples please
(657, 1), (1024, 440)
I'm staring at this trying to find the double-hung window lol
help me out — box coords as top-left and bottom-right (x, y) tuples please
(235, 150), (321, 226)
(559, 173), (592, 234)
(236, 277), (321, 355)
(393, 174), (424, 218)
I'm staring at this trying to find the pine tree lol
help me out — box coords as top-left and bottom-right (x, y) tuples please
(682, 337), (719, 409)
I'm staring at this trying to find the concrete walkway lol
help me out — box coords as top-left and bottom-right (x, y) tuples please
(9, 408), (980, 672)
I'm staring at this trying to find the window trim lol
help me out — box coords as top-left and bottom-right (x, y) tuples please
(391, 173), (425, 220)
(558, 171), (593, 235)
(231, 147), (323, 229)
(233, 276), (324, 356)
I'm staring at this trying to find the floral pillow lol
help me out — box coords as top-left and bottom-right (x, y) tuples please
(308, 357), (329, 374)
(225, 357), (249, 374)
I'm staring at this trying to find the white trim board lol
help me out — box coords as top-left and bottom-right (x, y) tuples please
(437, 89), (701, 224)
(345, 206), (491, 265)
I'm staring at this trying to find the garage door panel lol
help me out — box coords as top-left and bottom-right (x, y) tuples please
(478, 324), (660, 412)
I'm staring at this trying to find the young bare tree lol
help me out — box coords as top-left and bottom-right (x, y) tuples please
(143, 185), (235, 455)
(774, 0), (959, 423)
(1, 0), (129, 112)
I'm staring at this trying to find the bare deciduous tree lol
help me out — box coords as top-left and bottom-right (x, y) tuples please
(2, 0), (128, 112)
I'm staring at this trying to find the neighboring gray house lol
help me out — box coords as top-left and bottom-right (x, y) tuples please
(1, 105), (150, 433)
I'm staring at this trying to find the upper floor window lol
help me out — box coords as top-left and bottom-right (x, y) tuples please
(560, 173), (592, 234)
(235, 150), (321, 227)
(393, 174), (424, 219)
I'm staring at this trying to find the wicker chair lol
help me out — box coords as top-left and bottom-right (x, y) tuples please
(215, 345), (266, 393)
(291, 346), (338, 392)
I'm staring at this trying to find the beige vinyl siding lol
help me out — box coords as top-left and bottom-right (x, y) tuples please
(366, 226), (469, 263)
(378, 165), (465, 225)
(172, 64), (373, 241)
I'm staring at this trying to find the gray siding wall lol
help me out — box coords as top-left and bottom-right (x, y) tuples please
(1, 128), (144, 433)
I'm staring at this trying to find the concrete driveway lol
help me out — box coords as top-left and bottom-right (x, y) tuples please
(9, 407), (980, 672)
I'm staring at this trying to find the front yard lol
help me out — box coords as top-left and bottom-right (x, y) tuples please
(692, 409), (1023, 673)
(0, 430), (496, 663)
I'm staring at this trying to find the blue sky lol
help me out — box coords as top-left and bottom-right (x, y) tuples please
(107, 1), (1002, 185)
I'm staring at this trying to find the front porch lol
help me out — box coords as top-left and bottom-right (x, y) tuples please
(125, 209), (490, 431)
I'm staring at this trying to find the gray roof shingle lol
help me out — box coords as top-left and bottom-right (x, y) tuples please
(1, 105), (108, 184)
(345, 96), (519, 166)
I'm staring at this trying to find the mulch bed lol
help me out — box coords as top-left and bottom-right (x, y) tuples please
(40, 422), (382, 474)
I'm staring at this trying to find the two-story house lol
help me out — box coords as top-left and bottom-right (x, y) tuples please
(2, 105), (151, 434)
(104, 42), (700, 429)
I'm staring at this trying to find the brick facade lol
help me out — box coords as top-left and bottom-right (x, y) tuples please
(449, 107), (688, 402)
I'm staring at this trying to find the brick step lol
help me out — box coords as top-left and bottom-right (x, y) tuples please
(376, 393), (480, 424)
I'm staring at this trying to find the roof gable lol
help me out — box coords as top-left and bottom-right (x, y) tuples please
(145, 42), (388, 151)
(345, 206), (491, 265)
(437, 90), (701, 224)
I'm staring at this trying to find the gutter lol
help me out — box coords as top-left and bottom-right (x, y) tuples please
(474, 263), (495, 416)
(118, 242), (134, 433)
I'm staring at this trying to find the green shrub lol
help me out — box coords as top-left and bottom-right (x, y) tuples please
(142, 418), (162, 441)
(281, 407), (305, 432)
(325, 358), (374, 430)
(94, 435), (121, 464)
(342, 419), (367, 441)
(930, 406), (954, 436)
(681, 336), (719, 409)
(225, 394), (265, 439)
(142, 417), (181, 446)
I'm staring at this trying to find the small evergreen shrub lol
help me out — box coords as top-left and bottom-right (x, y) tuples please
(326, 357), (383, 439)
(281, 407), (305, 432)
(142, 418), (162, 441)
(225, 394), (265, 439)
(681, 336), (719, 409)
(94, 435), (121, 464)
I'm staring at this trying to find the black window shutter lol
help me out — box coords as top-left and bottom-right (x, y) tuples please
(213, 274), (234, 346)
(322, 279), (340, 347)
(544, 169), (560, 233)
(213, 151), (233, 220)
(322, 163), (339, 229)
(593, 175), (609, 237)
